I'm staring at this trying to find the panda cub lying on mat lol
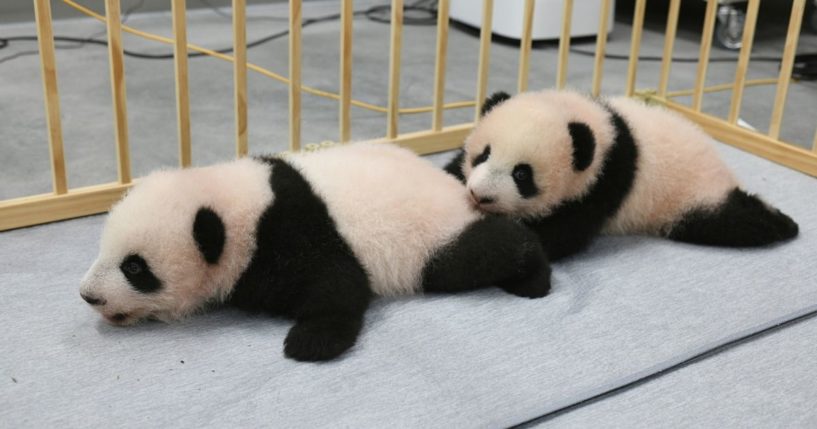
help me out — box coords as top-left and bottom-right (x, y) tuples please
(446, 90), (799, 260)
(80, 142), (550, 361)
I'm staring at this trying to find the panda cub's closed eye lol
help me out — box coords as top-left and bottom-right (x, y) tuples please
(122, 258), (142, 275)
(473, 145), (491, 167)
(120, 254), (162, 293)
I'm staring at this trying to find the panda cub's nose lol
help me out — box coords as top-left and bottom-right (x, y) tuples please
(478, 196), (495, 204)
(81, 292), (105, 306)
(470, 189), (495, 205)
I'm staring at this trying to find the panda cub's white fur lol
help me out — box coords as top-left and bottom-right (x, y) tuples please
(82, 158), (273, 324)
(81, 142), (551, 361)
(284, 143), (479, 296)
(446, 89), (798, 260)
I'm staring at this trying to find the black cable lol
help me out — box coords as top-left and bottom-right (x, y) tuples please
(0, 0), (796, 66)
(0, 2), (437, 61)
(0, 0), (145, 65)
(196, 0), (311, 22)
(568, 47), (787, 63)
(364, 4), (438, 26)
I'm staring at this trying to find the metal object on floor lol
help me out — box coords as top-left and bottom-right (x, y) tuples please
(714, 0), (746, 50)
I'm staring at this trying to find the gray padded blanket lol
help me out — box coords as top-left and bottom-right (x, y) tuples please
(1, 143), (815, 427)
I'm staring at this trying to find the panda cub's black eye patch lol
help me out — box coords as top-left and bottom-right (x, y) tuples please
(472, 145), (491, 167)
(120, 254), (162, 293)
(512, 163), (538, 199)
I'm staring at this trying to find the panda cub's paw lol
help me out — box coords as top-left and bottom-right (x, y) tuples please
(498, 264), (552, 299)
(284, 317), (362, 362)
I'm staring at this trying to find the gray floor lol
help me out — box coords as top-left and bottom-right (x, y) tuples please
(1, 0), (816, 200)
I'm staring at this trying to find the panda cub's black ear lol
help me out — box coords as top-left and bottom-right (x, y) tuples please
(480, 91), (512, 117)
(193, 207), (226, 265)
(568, 122), (595, 172)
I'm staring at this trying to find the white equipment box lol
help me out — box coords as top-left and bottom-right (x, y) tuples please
(450, 0), (615, 41)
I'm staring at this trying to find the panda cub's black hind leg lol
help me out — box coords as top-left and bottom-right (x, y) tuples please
(667, 188), (799, 247)
(423, 217), (551, 299)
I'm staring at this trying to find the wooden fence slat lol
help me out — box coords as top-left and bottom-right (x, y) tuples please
(517, 0), (534, 93)
(556, 0), (573, 89)
(171, 0), (192, 167)
(769, 0), (805, 139)
(339, 0), (353, 143)
(692, 0), (718, 111)
(431, 0), (450, 131)
(474, 0), (494, 120)
(34, 0), (68, 194)
(289, 0), (302, 151)
(625, 0), (646, 96)
(727, 0), (759, 124)
(591, 0), (611, 97)
(233, 0), (248, 157)
(387, 0), (403, 138)
(657, 0), (681, 98)
(104, 0), (131, 184)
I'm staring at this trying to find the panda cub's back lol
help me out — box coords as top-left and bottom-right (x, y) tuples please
(603, 97), (739, 235)
(286, 143), (480, 296)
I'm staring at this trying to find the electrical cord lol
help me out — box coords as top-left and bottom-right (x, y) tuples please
(0, 0), (145, 65)
(568, 47), (788, 63)
(0, 0), (797, 65)
(0, 1), (437, 61)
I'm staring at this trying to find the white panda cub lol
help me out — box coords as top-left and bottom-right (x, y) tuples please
(80, 142), (550, 361)
(445, 90), (798, 260)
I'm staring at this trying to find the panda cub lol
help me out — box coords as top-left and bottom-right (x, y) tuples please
(80, 142), (550, 361)
(446, 90), (798, 260)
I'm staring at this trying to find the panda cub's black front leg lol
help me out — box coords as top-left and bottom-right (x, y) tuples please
(423, 217), (551, 298)
(284, 270), (371, 362)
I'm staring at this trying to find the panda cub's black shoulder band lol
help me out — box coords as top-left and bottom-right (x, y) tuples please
(524, 105), (639, 260)
(230, 156), (370, 317)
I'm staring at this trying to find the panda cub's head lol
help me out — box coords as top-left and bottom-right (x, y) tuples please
(462, 90), (615, 218)
(79, 159), (270, 325)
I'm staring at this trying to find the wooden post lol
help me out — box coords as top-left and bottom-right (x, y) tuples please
(625, 0), (646, 96)
(692, 0), (718, 111)
(289, 0), (302, 151)
(591, 0), (611, 97)
(387, 0), (403, 139)
(431, 0), (450, 131)
(727, 0), (759, 124)
(517, 0), (534, 93)
(339, 0), (353, 143)
(33, 0), (68, 194)
(171, 0), (192, 167)
(769, 0), (805, 140)
(104, 0), (131, 184)
(657, 0), (681, 98)
(556, 0), (573, 89)
(233, 0), (248, 157)
(474, 0), (494, 120)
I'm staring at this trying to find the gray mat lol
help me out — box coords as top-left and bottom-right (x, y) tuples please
(1, 141), (816, 428)
(540, 311), (817, 428)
